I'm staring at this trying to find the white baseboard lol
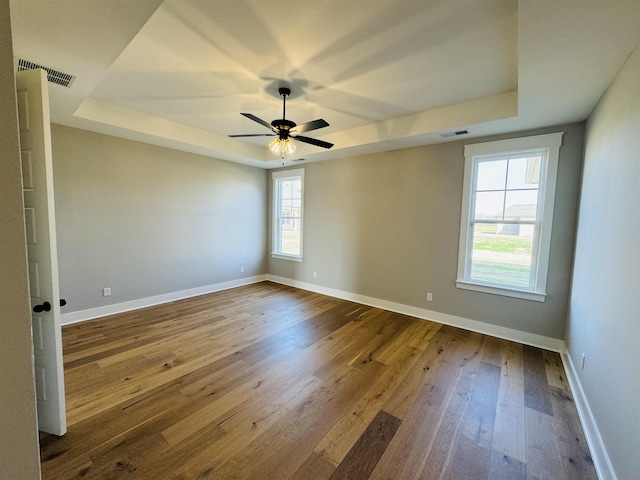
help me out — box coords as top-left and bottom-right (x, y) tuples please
(266, 274), (564, 352)
(561, 350), (615, 480)
(61, 275), (268, 325)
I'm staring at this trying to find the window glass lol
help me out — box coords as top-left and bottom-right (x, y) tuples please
(477, 159), (507, 191)
(469, 223), (533, 288)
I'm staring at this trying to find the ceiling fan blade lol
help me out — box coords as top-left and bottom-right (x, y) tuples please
(241, 113), (278, 133)
(228, 133), (276, 137)
(294, 135), (334, 149)
(290, 119), (329, 135)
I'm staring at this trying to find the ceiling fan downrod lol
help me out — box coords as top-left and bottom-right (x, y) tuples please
(272, 87), (296, 139)
(279, 87), (290, 121)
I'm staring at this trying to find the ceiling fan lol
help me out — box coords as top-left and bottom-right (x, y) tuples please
(229, 87), (333, 157)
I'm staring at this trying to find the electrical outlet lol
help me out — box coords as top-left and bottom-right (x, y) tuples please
(240, 266), (244, 273)
(313, 271), (317, 278)
(581, 353), (586, 370)
(103, 287), (111, 297)
(427, 292), (433, 301)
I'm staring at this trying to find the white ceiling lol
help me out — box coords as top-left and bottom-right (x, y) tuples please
(9, 0), (640, 169)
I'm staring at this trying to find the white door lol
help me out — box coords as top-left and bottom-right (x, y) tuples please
(16, 68), (67, 436)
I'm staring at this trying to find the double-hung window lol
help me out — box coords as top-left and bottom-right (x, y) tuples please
(272, 168), (304, 261)
(456, 133), (563, 301)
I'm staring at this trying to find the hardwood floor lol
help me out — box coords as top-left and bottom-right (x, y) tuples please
(40, 281), (596, 479)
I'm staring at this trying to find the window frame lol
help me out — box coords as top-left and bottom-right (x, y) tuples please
(272, 168), (305, 262)
(456, 132), (563, 302)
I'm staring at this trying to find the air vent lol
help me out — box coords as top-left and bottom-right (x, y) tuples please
(440, 129), (469, 138)
(17, 58), (75, 88)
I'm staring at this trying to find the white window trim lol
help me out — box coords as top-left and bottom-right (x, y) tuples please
(456, 132), (563, 302)
(272, 168), (304, 261)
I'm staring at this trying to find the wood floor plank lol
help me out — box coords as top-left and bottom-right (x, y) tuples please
(288, 452), (336, 480)
(549, 387), (597, 480)
(543, 350), (571, 392)
(407, 319), (441, 351)
(328, 410), (401, 480)
(491, 340), (526, 464)
(523, 345), (554, 415)
(525, 407), (565, 480)
(481, 335), (504, 366)
(41, 451), (93, 480)
(441, 361), (501, 480)
(348, 312), (411, 369)
(374, 317), (438, 364)
(41, 282), (597, 480)
(457, 360), (502, 450)
(488, 449), (527, 480)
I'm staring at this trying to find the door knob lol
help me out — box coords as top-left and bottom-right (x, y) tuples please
(60, 299), (67, 307)
(33, 301), (51, 313)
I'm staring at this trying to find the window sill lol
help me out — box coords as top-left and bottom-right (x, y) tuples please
(455, 280), (546, 302)
(271, 253), (303, 262)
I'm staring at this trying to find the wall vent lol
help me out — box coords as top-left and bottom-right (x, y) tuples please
(440, 129), (469, 138)
(17, 58), (75, 88)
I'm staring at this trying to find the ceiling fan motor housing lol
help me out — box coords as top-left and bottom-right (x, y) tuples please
(272, 118), (296, 138)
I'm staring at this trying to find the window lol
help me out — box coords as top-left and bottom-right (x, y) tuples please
(272, 168), (304, 261)
(456, 133), (563, 301)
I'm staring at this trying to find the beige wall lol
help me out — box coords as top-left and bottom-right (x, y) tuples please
(52, 125), (268, 314)
(566, 43), (640, 479)
(269, 123), (584, 340)
(0, 0), (42, 477)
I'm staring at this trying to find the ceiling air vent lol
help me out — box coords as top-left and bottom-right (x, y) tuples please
(17, 58), (75, 88)
(440, 129), (469, 138)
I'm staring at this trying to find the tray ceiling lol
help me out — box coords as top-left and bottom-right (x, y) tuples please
(10, 0), (640, 168)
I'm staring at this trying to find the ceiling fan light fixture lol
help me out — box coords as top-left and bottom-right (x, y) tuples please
(268, 138), (281, 154)
(269, 137), (296, 156)
(284, 138), (296, 154)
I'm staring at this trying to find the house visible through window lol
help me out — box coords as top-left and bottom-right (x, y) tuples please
(272, 169), (304, 261)
(456, 133), (563, 302)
